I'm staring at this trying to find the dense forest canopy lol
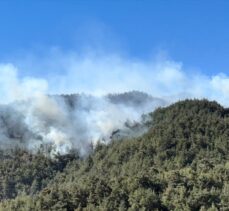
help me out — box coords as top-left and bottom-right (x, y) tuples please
(0, 99), (229, 210)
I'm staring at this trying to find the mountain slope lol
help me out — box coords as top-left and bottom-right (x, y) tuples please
(1, 99), (229, 211)
(0, 91), (166, 154)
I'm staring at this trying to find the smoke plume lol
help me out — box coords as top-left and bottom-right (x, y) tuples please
(0, 92), (164, 155)
(1, 51), (229, 154)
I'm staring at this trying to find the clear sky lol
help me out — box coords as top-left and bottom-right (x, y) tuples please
(0, 0), (229, 75)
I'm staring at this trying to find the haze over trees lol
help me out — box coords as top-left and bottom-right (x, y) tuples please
(0, 99), (229, 210)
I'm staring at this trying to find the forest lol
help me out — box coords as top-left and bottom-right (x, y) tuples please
(0, 99), (229, 210)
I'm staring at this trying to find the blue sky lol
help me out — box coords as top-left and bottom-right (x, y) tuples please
(0, 0), (229, 75)
(1, 1), (229, 105)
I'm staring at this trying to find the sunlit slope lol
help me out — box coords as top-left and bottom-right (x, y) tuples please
(1, 99), (229, 210)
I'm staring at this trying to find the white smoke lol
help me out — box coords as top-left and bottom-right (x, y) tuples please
(1, 51), (229, 154)
(0, 92), (162, 155)
(12, 49), (229, 105)
(0, 63), (163, 155)
(0, 63), (47, 104)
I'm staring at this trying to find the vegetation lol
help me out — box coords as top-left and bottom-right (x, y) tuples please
(1, 99), (229, 210)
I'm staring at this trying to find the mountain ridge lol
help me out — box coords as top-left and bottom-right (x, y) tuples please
(1, 99), (229, 210)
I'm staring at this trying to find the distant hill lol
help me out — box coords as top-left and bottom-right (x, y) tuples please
(57, 90), (166, 110)
(1, 99), (229, 210)
(106, 90), (166, 107)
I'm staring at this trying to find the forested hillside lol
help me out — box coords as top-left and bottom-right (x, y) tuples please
(1, 99), (229, 210)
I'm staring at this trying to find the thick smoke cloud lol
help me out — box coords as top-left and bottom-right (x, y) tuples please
(1, 51), (229, 154)
(12, 50), (229, 105)
(0, 91), (164, 155)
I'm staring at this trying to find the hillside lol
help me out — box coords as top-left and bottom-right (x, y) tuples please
(1, 99), (229, 210)
(0, 91), (165, 155)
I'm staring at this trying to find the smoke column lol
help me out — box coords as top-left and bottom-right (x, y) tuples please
(1, 51), (229, 155)
(0, 91), (165, 155)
